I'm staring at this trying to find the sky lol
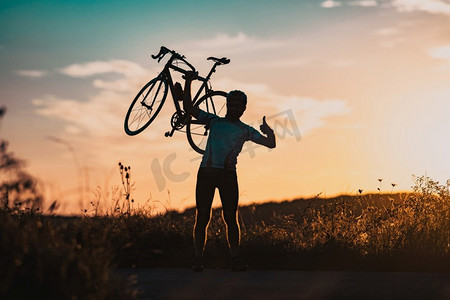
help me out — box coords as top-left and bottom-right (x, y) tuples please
(1, 0), (449, 214)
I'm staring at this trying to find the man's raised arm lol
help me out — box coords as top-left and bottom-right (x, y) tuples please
(182, 71), (201, 119)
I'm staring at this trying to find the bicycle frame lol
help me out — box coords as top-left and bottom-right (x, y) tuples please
(157, 52), (224, 136)
(160, 54), (220, 110)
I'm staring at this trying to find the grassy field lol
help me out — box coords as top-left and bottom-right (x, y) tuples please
(1, 174), (449, 298)
(1, 130), (449, 298)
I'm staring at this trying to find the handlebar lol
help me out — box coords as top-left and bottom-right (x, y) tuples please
(151, 46), (195, 68)
(150, 46), (230, 78)
(151, 46), (173, 62)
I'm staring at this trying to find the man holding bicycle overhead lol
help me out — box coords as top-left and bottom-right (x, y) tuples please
(182, 71), (276, 272)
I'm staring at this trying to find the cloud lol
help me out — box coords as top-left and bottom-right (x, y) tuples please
(32, 92), (124, 138)
(176, 32), (306, 74)
(239, 58), (311, 70)
(60, 60), (148, 78)
(193, 32), (248, 49)
(59, 59), (157, 93)
(391, 0), (450, 15)
(281, 98), (351, 134)
(378, 37), (406, 48)
(349, 0), (378, 7)
(321, 0), (378, 9)
(321, 1), (342, 8)
(33, 59), (171, 144)
(214, 78), (351, 136)
(16, 70), (47, 78)
(33, 60), (157, 140)
(428, 45), (450, 59)
(374, 27), (400, 36)
(179, 32), (297, 57)
(374, 27), (403, 48)
(92, 78), (137, 92)
(329, 59), (355, 68)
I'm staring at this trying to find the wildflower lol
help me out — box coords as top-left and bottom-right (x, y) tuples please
(378, 178), (383, 182)
(358, 189), (363, 194)
(391, 183), (396, 187)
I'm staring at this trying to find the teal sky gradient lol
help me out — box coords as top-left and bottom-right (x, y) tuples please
(0, 0), (365, 64)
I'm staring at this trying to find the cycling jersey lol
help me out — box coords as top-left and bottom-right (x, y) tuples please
(197, 110), (266, 170)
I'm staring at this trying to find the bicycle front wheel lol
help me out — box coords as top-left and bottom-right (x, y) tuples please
(124, 77), (168, 136)
(186, 91), (227, 154)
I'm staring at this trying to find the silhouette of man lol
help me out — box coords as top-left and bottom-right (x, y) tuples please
(182, 71), (276, 272)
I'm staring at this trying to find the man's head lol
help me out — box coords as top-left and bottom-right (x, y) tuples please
(226, 90), (247, 121)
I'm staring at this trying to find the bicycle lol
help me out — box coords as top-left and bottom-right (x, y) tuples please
(124, 46), (230, 154)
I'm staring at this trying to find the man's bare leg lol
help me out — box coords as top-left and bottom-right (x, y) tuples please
(223, 210), (240, 257)
(194, 208), (211, 258)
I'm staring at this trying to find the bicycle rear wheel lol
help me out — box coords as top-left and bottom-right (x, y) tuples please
(124, 77), (168, 136)
(186, 91), (227, 154)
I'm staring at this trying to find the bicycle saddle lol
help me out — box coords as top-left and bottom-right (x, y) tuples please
(207, 57), (230, 65)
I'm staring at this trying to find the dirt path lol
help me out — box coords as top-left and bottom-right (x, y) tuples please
(117, 268), (449, 299)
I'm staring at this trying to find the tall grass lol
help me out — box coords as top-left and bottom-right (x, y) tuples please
(1, 168), (448, 298)
(94, 174), (448, 271)
(0, 209), (139, 299)
(240, 176), (448, 270)
(75, 171), (449, 272)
